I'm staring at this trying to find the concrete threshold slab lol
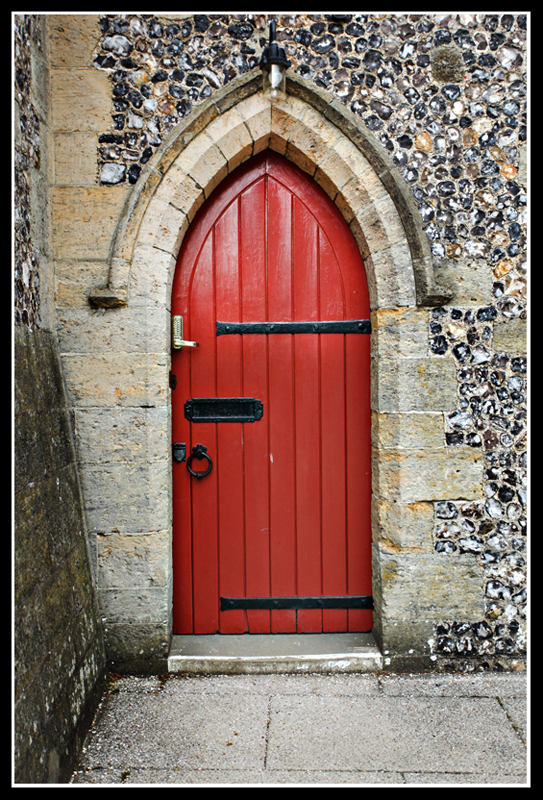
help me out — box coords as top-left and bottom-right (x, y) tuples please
(168, 633), (383, 675)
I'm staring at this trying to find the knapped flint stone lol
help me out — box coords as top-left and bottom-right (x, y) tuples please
(102, 35), (133, 57)
(176, 99), (192, 117)
(227, 22), (254, 40)
(354, 37), (368, 53)
(166, 39), (185, 56)
(476, 306), (498, 321)
(311, 34), (335, 54)
(100, 162), (126, 184)
(148, 19), (163, 38)
(404, 87), (420, 104)
(112, 81), (129, 97)
(94, 54), (116, 70)
(342, 56), (361, 70)
(454, 28), (475, 49)
(497, 46), (523, 70)
(429, 94), (447, 114)
(194, 15), (210, 33)
(441, 84), (461, 101)
(397, 134), (412, 149)
(165, 23), (181, 38)
(377, 69), (394, 89)
(436, 501), (458, 519)
(128, 164), (141, 183)
(371, 99), (393, 120)
(363, 48), (382, 70)
(365, 114), (383, 130)
(295, 29), (312, 47)
(436, 540), (457, 553)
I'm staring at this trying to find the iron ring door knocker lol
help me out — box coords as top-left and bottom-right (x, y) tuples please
(186, 443), (213, 479)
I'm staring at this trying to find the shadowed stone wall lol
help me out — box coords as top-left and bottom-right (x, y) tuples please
(14, 14), (106, 784)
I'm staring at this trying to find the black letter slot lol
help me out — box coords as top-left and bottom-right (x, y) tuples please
(184, 397), (264, 423)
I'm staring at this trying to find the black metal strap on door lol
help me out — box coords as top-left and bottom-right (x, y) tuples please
(216, 320), (371, 335)
(220, 595), (374, 611)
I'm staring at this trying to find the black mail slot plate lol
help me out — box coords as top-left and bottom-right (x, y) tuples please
(216, 319), (371, 335)
(185, 397), (264, 423)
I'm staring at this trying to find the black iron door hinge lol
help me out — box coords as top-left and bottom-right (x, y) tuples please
(220, 595), (374, 611)
(216, 320), (371, 335)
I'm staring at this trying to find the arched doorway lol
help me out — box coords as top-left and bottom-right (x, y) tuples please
(171, 150), (372, 635)
(85, 75), (464, 670)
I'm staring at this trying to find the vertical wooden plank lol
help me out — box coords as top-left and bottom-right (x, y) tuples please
(345, 330), (372, 632)
(215, 200), (247, 634)
(171, 344), (194, 633)
(240, 178), (271, 633)
(292, 198), (322, 632)
(318, 229), (348, 632)
(171, 309), (194, 632)
(267, 175), (296, 633)
(343, 239), (372, 632)
(172, 220), (203, 634)
(188, 234), (221, 633)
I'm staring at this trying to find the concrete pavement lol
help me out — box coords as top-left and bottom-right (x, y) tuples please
(70, 659), (528, 785)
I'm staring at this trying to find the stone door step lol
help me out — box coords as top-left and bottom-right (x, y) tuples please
(168, 633), (383, 674)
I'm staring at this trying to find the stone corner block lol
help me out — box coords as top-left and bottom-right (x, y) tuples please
(433, 258), (493, 306)
(371, 307), (430, 358)
(97, 531), (171, 592)
(128, 244), (177, 308)
(61, 352), (170, 410)
(372, 356), (458, 413)
(47, 15), (102, 69)
(372, 496), (435, 552)
(493, 317), (527, 355)
(372, 547), (484, 622)
(103, 623), (170, 674)
(52, 186), (129, 261)
(372, 412), (445, 451)
(372, 447), (484, 503)
(51, 69), (112, 132)
(80, 460), (172, 535)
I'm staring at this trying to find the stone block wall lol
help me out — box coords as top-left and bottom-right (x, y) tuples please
(14, 15), (106, 784)
(14, 328), (106, 783)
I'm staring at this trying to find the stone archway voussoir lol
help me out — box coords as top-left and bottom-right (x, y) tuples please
(90, 73), (451, 311)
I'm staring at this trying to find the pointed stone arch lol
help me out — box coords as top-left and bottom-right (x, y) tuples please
(89, 71), (451, 312)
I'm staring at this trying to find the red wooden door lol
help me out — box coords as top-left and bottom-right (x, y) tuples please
(171, 150), (372, 635)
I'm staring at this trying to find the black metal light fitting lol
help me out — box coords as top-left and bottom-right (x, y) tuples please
(260, 19), (291, 96)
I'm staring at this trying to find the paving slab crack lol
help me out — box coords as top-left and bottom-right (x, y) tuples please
(496, 695), (526, 746)
(263, 694), (272, 770)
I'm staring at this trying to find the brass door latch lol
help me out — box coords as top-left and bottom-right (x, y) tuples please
(172, 315), (198, 350)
